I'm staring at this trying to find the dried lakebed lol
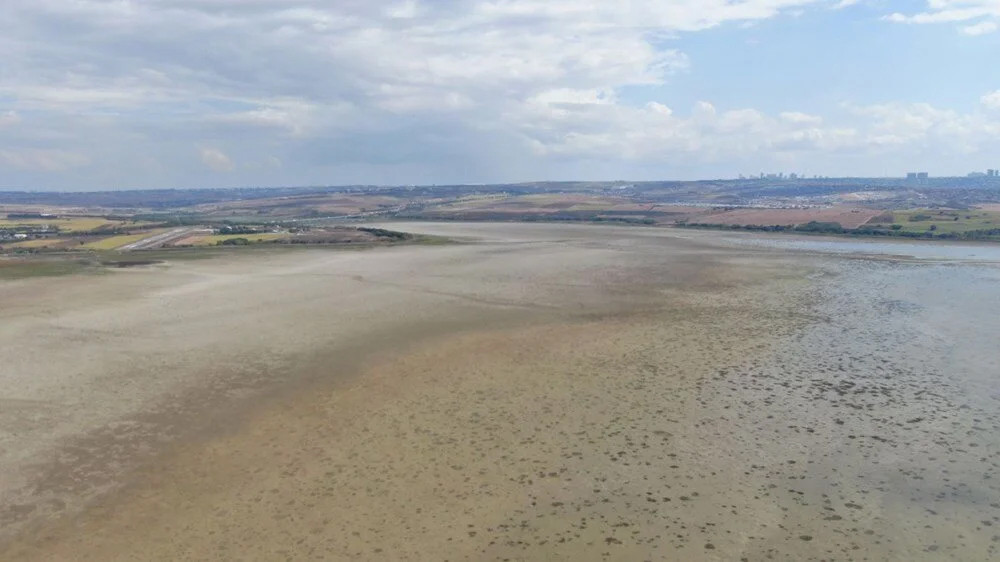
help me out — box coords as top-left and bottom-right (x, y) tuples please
(1, 223), (998, 561)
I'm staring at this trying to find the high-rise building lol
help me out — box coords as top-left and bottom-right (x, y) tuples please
(907, 172), (918, 180)
(917, 172), (929, 180)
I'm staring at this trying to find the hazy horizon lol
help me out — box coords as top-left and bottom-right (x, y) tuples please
(0, 172), (988, 195)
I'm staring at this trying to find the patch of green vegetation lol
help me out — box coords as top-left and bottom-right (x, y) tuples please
(219, 237), (251, 246)
(0, 258), (96, 280)
(410, 234), (454, 245)
(795, 221), (845, 233)
(107, 248), (218, 261)
(180, 233), (288, 246)
(1, 228), (454, 281)
(132, 213), (206, 226)
(680, 216), (1000, 241)
(890, 209), (1000, 236)
(357, 227), (412, 240)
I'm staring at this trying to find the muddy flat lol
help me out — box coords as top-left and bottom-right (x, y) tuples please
(1, 223), (998, 561)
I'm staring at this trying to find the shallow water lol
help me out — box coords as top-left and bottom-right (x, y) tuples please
(694, 256), (1000, 559)
(728, 235), (1000, 261)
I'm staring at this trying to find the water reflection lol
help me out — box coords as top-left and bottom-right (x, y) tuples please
(729, 235), (1000, 261)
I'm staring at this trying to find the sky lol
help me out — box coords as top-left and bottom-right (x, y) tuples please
(1, 1), (999, 190)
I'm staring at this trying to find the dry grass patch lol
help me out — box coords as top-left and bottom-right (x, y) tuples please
(0, 217), (135, 233)
(696, 207), (883, 229)
(82, 229), (169, 250)
(175, 233), (288, 246)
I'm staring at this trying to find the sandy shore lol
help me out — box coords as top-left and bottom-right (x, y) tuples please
(1, 223), (998, 560)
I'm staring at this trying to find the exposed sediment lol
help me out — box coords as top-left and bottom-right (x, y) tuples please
(1, 223), (998, 560)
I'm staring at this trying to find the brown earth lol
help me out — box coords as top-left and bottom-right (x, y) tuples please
(694, 207), (883, 229)
(1, 223), (998, 561)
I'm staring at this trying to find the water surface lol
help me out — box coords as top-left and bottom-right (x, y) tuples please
(729, 235), (1000, 261)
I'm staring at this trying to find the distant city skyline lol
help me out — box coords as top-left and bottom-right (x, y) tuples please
(1, 1), (999, 191)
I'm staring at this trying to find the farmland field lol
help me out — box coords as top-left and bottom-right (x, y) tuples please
(173, 233), (289, 246)
(0, 258), (92, 280)
(190, 194), (412, 218)
(884, 209), (1000, 235)
(695, 207), (883, 229)
(0, 217), (136, 233)
(418, 194), (696, 223)
(4, 238), (81, 250)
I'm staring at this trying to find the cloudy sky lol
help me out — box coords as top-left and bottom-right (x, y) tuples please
(1, 1), (999, 190)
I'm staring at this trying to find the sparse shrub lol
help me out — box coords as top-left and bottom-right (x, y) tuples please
(218, 237), (250, 246)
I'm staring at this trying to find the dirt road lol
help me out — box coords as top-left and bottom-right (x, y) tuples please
(116, 226), (208, 250)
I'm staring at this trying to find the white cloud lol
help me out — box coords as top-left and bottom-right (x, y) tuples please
(886, 2), (1000, 32)
(530, 89), (616, 107)
(0, 1), (996, 186)
(199, 147), (235, 172)
(780, 111), (823, 125)
(384, 0), (420, 19)
(0, 0), (834, 185)
(646, 102), (673, 116)
(962, 21), (998, 35)
(983, 91), (1000, 110)
(0, 149), (90, 171)
(242, 155), (283, 171)
(513, 95), (1000, 166)
(205, 98), (337, 137)
(0, 0), (789, 121)
(0, 110), (20, 128)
